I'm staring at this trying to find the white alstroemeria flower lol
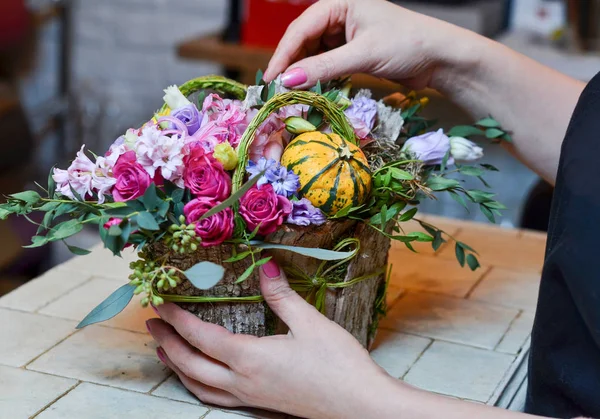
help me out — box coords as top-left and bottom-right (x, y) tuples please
(242, 85), (264, 110)
(450, 136), (484, 162)
(162, 85), (191, 110)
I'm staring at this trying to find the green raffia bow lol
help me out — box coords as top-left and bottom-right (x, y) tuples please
(154, 238), (387, 315)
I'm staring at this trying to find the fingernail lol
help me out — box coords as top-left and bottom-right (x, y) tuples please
(151, 304), (160, 317)
(261, 259), (280, 279)
(145, 320), (153, 335)
(156, 347), (166, 363)
(281, 68), (307, 87)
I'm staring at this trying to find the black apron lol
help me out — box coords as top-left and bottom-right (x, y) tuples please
(526, 72), (600, 418)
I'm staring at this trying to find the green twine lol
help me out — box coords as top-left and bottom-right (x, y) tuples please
(157, 238), (388, 314)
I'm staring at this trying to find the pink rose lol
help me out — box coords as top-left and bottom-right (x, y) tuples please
(112, 151), (151, 202)
(239, 184), (292, 236)
(183, 145), (232, 201)
(184, 198), (234, 247)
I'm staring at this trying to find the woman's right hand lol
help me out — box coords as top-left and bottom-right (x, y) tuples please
(264, 0), (484, 91)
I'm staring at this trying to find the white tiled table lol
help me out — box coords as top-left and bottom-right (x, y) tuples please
(0, 215), (545, 418)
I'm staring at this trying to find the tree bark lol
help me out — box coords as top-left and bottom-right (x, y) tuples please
(148, 220), (391, 348)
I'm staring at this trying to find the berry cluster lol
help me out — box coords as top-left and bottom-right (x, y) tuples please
(167, 215), (200, 254)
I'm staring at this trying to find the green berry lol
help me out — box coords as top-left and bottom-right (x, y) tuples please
(168, 278), (177, 288)
(157, 279), (165, 289)
(179, 215), (185, 224)
(140, 297), (149, 307)
(134, 285), (144, 295)
(152, 295), (164, 306)
(168, 269), (176, 276)
(190, 243), (198, 251)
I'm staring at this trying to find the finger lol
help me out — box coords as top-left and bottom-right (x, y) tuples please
(147, 318), (234, 389)
(264, 0), (348, 81)
(280, 41), (370, 89)
(259, 259), (320, 333)
(154, 303), (253, 365)
(157, 347), (247, 408)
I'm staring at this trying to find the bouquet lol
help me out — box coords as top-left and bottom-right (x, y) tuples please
(0, 73), (510, 347)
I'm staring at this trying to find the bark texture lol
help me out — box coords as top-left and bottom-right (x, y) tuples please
(148, 220), (391, 348)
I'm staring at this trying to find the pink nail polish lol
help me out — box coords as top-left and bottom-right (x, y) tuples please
(151, 304), (160, 317)
(261, 259), (280, 279)
(156, 347), (167, 363)
(281, 68), (307, 87)
(145, 320), (153, 334)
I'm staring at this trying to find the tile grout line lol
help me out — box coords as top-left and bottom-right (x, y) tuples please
(464, 265), (493, 299)
(23, 327), (82, 369)
(401, 338), (434, 380)
(30, 381), (82, 418)
(493, 310), (524, 352)
(32, 274), (96, 314)
(148, 372), (174, 394)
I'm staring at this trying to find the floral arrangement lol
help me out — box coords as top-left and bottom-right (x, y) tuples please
(0, 73), (510, 332)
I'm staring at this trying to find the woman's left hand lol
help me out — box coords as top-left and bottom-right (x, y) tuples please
(146, 259), (396, 419)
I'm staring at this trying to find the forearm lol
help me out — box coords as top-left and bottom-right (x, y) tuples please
(431, 33), (585, 185)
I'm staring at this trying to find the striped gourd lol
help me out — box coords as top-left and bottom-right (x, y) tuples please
(281, 132), (372, 216)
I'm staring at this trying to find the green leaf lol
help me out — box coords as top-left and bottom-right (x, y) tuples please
(76, 284), (135, 329)
(449, 190), (469, 211)
(157, 200), (170, 218)
(235, 264), (256, 284)
(48, 166), (56, 198)
(267, 81), (276, 101)
(480, 205), (496, 223)
(224, 250), (252, 263)
(455, 243), (466, 267)
(477, 176), (491, 188)
(197, 91), (207, 109)
(136, 211), (160, 231)
(447, 125), (484, 138)
(401, 103), (421, 119)
(406, 231), (433, 242)
(426, 176), (461, 191)
(465, 190), (496, 203)
(49, 219), (83, 241)
(10, 191), (41, 204)
(314, 80), (322, 94)
(184, 261), (226, 290)
(249, 241), (354, 261)
(404, 242), (417, 252)
(199, 171), (264, 221)
(480, 163), (499, 172)
(432, 233), (444, 251)
(475, 117), (500, 128)
(0, 208), (10, 220)
(255, 69), (264, 85)
(307, 108), (324, 128)
(108, 225), (122, 236)
(441, 149), (451, 172)
(466, 254), (481, 271)
(390, 168), (413, 180)
(23, 235), (50, 248)
(484, 201), (507, 210)
(399, 207), (418, 222)
(69, 184), (83, 202)
(254, 256), (272, 267)
(485, 128), (505, 139)
(37, 201), (60, 212)
(64, 241), (92, 255)
(142, 183), (159, 211)
(501, 133), (513, 143)
(172, 188), (185, 204)
(459, 166), (484, 177)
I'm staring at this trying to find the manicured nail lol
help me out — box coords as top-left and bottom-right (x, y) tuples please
(156, 347), (167, 363)
(151, 305), (160, 317)
(261, 259), (280, 279)
(145, 320), (153, 334)
(281, 68), (307, 87)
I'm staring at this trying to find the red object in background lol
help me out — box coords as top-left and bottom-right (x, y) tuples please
(241, 0), (316, 49)
(0, 0), (30, 50)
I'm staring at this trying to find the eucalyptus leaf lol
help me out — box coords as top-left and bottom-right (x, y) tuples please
(255, 69), (264, 85)
(171, 188), (184, 204)
(185, 261), (225, 290)
(64, 241), (92, 255)
(447, 125), (484, 138)
(108, 225), (122, 236)
(76, 284), (135, 328)
(142, 183), (159, 211)
(136, 211), (160, 231)
(475, 117), (500, 128)
(249, 241), (354, 261)
(485, 128), (505, 139)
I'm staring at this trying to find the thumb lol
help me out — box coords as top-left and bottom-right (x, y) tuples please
(280, 42), (368, 89)
(259, 257), (317, 330)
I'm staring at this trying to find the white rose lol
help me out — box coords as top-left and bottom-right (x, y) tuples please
(450, 136), (484, 162)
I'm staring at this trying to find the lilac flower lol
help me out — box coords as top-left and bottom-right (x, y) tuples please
(171, 103), (202, 135)
(91, 156), (117, 204)
(134, 125), (185, 182)
(345, 95), (378, 138)
(287, 198), (326, 226)
(264, 165), (300, 197)
(402, 129), (454, 166)
(52, 145), (96, 199)
(246, 157), (278, 188)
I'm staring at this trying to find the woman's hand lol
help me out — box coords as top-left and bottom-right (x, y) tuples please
(264, 0), (480, 91)
(147, 260), (397, 419)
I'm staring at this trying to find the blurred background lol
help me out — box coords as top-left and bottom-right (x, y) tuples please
(1, 0), (598, 294)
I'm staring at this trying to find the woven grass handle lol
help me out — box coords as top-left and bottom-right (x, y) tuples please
(159, 75), (247, 114)
(232, 91), (356, 191)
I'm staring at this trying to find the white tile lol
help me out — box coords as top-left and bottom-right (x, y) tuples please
(39, 277), (157, 333)
(58, 245), (138, 280)
(404, 341), (515, 402)
(28, 326), (170, 392)
(152, 375), (202, 405)
(221, 408), (287, 418)
(469, 268), (541, 311)
(36, 382), (207, 419)
(495, 312), (535, 354)
(388, 252), (487, 297)
(380, 292), (519, 349)
(370, 330), (431, 378)
(205, 410), (253, 419)
(0, 308), (77, 367)
(0, 267), (91, 312)
(0, 365), (76, 418)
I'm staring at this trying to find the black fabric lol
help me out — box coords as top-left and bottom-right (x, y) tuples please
(525, 72), (600, 418)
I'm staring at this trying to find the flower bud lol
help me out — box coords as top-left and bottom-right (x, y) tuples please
(402, 129), (453, 166)
(449, 136), (484, 162)
(335, 94), (352, 110)
(284, 116), (317, 134)
(213, 142), (239, 171)
(152, 295), (164, 306)
(162, 85), (191, 110)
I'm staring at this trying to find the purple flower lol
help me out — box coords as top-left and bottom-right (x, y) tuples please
(264, 165), (300, 197)
(287, 198), (326, 226)
(246, 157), (277, 188)
(402, 129), (454, 166)
(171, 103), (202, 135)
(345, 96), (378, 138)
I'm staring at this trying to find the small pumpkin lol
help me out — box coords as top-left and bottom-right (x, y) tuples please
(281, 132), (372, 215)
